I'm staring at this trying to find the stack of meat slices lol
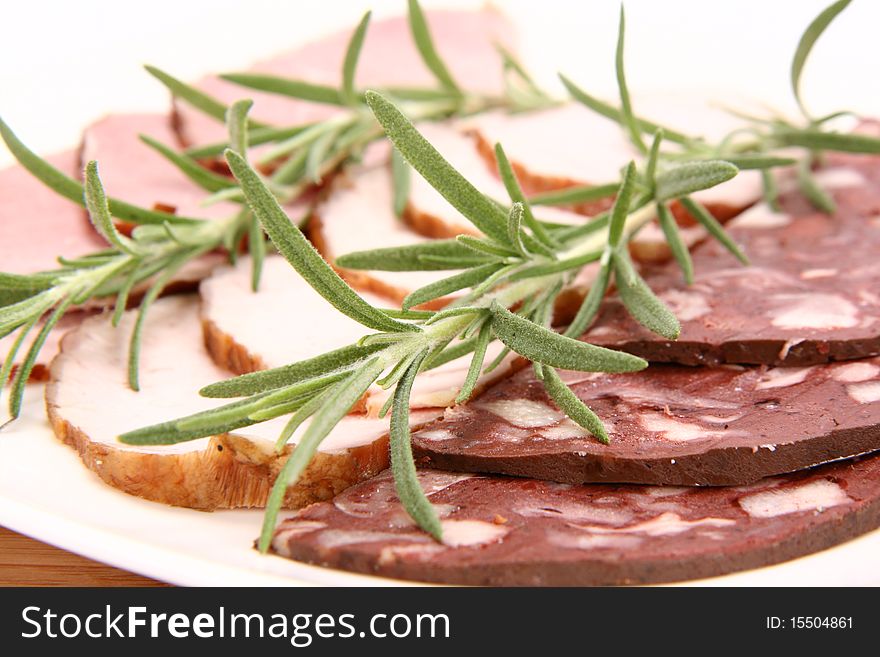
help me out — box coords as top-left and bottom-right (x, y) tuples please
(14, 9), (525, 511)
(271, 150), (880, 585)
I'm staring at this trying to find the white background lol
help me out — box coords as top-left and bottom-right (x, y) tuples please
(1, 0), (878, 166)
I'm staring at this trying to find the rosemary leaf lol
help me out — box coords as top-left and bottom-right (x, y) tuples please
(337, 241), (487, 272)
(248, 214), (266, 291)
(495, 143), (557, 248)
(200, 344), (382, 398)
(608, 162), (638, 248)
(226, 99), (254, 156)
(563, 256), (611, 338)
(0, 293), (58, 340)
(558, 74), (690, 145)
(305, 126), (341, 183)
(490, 301), (646, 372)
(656, 202), (694, 284)
(273, 388), (332, 452)
(0, 117), (202, 226)
(83, 162), (140, 256)
(722, 154), (797, 170)
(8, 295), (76, 418)
(457, 263), (518, 304)
(680, 196), (749, 264)
(0, 274), (53, 308)
(615, 6), (645, 153)
(366, 91), (509, 242)
(185, 124), (315, 159)
(407, 0), (460, 94)
(120, 394), (277, 445)
(423, 306), (486, 326)
(456, 235), (518, 258)
(220, 73), (345, 106)
(540, 365), (609, 444)
(529, 183), (619, 207)
(506, 202), (529, 257)
(0, 315), (39, 392)
(128, 250), (202, 391)
(613, 249), (680, 340)
(112, 267), (142, 327)
(654, 160), (738, 202)
(761, 169), (781, 212)
(258, 357), (385, 552)
(773, 129), (880, 154)
(454, 322), (493, 404)
(791, 0), (852, 118)
(380, 308), (435, 320)
(645, 130), (663, 188)
(139, 135), (235, 193)
(145, 65), (264, 127)
(342, 11), (371, 106)
(244, 372), (351, 422)
(508, 250), (602, 281)
(226, 149), (419, 333)
(376, 349), (423, 390)
(389, 349), (442, 540)
(402, 263), (501, 310)
(391, 146), (411, 217)
(495, 41), (540, 92)
(797, 159), (836, 213)
(418, 254), (497, 268)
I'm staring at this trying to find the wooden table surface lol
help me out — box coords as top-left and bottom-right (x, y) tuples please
(0, 526), (166, 587)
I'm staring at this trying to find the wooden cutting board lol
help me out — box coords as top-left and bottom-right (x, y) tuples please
(0, 526), (166, 586)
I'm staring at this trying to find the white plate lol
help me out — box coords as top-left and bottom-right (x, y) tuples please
(2, 388), (878, 586)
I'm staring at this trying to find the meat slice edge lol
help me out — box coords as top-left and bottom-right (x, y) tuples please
(45, 295), (440, 510)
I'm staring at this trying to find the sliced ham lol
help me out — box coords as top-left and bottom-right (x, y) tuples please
(468, 97), (764, 219)
(46, 295), (440, 510)
(411, 357), (880, 486)
(81, 113), (237, 223)
(272, 456), (880, 586)
(175, 9), (515, 148)
(200, 255), (518, 415)
(0, 151), (106, 274)
(584, 156), (880, 366)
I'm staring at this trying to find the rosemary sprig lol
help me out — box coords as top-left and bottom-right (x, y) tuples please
(0, 0), (548, 417)
(119, 92), (744, 551)
(559, 0), (880, 213)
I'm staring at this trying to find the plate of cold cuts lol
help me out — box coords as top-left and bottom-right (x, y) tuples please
(2, 6), (880, 586)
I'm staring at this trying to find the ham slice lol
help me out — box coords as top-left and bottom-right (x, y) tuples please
(200, 255), (518, 415)
(81, 113), (237, 223)
(469, 97), (764, 219)
(46, 295), (440, 510)
(0, 151), (106, 274)
(175, 9), (515, 148)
